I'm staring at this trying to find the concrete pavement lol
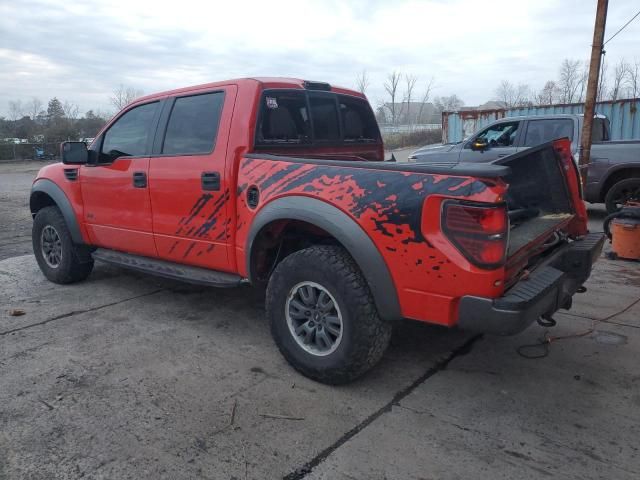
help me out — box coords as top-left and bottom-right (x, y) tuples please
(1, 160), (639, 479)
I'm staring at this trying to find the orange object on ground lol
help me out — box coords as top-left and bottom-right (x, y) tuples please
(611, 217), (640, 260)
(604, 204), (640, 261)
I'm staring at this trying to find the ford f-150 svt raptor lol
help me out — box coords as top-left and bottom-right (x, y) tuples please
(30, 78), (604, 384)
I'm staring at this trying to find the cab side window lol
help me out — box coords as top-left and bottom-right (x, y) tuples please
(101, 102), (159, 160)
(474, 121), (520, 147)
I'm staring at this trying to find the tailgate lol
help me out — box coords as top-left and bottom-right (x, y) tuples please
(494, 139), (588, 281)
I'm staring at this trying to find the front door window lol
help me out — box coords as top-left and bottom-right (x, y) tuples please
(474, 121), (520, 148)
(100, 102), (159, 162)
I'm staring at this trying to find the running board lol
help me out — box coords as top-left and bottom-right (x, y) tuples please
(91, 248), (244, 288)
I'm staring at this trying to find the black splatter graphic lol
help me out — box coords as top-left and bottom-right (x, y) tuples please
(183, 242), (196, 259)
(247, 162), (488, 246)
(185, 193), (213, 225)
(192, 189), (230, 238)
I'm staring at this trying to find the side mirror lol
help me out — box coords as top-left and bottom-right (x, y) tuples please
(470, 139), (489, 152)
(61, 141), (88, 165)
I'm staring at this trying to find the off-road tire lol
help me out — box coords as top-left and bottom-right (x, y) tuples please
(266, 245), (392, 384)
(604, 178), (640, 214)
(32, 206), (94, 284)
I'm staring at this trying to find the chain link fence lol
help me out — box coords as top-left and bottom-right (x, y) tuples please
(382, 128), (442, 150)
(0, 143), (60, 161)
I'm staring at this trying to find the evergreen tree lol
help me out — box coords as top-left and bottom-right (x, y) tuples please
(47, 98), (65, 122)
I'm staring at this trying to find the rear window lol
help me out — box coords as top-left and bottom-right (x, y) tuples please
(255, 89), (380, 147)
(309, 95), (340, 141)
(592, 118), (609, 142)
(162, 92), (224, 155)
(339, 96), (379, 143)
(256, 91), (311, 145)
(523, 119), (573, 147)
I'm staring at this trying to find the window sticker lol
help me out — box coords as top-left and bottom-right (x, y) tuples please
(266, 97), (278, 109)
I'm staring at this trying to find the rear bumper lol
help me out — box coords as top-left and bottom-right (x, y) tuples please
(457, 233), (605, 335)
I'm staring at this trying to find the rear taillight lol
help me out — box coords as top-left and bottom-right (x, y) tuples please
(442, 201), (508, 268)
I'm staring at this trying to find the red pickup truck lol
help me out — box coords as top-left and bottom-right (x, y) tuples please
(30, 78), (604, 384)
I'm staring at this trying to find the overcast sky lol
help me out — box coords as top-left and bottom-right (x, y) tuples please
(1, 0), (638, 117)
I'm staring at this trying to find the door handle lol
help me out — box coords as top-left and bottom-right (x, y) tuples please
(201, 171), (220, 191)
(497, 154), (508, 158)
(133, 171), (147, 188)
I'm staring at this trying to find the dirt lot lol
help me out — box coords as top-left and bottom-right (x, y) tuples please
(1, 161), (639, 479)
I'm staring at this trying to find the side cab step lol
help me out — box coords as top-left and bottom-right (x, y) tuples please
(92, 248), (244, 288)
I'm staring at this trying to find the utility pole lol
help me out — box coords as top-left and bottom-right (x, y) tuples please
(579, 0), (608, 189)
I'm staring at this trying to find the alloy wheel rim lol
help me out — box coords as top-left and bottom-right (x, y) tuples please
(41, 225), (62, 268)
(285, 281), (344, 356)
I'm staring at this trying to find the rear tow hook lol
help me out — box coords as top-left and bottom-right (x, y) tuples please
(537, 314), (557, 328)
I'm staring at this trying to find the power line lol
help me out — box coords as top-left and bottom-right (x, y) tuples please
(604, 8), (640, 45)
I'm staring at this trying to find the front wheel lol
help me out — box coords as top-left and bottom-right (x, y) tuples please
(605, 178), (640, 214)
(32, 206), (94, 284)
(266, 245), (392, 384)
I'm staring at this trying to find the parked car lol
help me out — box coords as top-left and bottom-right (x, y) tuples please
(32, 146), (55, 161)
(408, 114), (640, 213)
(30, 78), (603, 384)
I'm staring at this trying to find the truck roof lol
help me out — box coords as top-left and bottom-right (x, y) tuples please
(495, 113), (607, 122)
(134, 77), (366, 106)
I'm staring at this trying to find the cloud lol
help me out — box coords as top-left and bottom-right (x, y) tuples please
(0, 0), (638, 116)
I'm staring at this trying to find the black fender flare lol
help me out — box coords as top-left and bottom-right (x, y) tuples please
(30, 178), (84, 244)
(246, 196), (402, 321)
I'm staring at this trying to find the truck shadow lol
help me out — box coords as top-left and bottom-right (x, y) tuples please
(103, 266), (470, 381)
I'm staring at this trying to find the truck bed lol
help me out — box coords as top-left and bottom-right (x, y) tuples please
(496, 144), (575, 258)
(245, 153), (511, 178)
(508, 213), (572, 255)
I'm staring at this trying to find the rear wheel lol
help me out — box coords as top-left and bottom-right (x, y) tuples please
(32, 206), (94, 284)
(605, 178), (640, 214)
(266, 245), (392, 384)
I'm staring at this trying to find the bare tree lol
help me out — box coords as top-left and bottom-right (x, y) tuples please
(384, 71), (401, 125)
(355, 70), (370, 95)
(577, 64), (589, 102)
(495, 80), (530, 108)
(558, 59), (582, 103)
(434, 95), (464, 112)
(26, 97), (43, 121)
(109, 84), (143, 111)
(416, 77), (435, 124)
(535, 81), (560, 105)
(495, 80), (514, 107)
(403, 74), (418, 126)
(8, 100), (23, 122)
(597, 57), (609, 102)
(374, 102), (388, 124)
(609, 58), (628, 101)
(625, 60), (640, 98)
(62, 101), (80, 120)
